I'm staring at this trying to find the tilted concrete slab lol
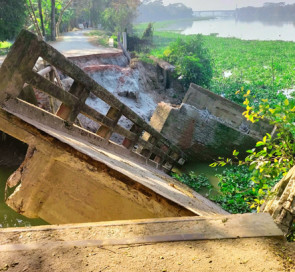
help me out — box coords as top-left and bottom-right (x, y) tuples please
(149, 83), (273, 161)
(0, 106), (227, 225)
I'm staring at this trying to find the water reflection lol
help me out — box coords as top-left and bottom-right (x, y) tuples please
(158, 19), (194, 31)
(0, 167), (47, 228)
(179, 18), (295, 41)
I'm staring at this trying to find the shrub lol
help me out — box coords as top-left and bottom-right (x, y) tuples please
(163, 35), (213, 88)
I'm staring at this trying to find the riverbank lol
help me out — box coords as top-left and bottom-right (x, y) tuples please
(142, 31), (295, 106)
(134, 20), (295, 225)
(134, 18), (295, 106)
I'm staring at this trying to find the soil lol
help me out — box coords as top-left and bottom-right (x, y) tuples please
(0, 238), (294, 272)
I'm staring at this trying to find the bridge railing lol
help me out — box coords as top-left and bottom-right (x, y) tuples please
(0, 30), (186, 171)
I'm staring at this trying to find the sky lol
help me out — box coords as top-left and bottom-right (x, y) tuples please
(162, 0), (295, 11)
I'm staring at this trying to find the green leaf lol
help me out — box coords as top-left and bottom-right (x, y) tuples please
(256, 141), (265, 147)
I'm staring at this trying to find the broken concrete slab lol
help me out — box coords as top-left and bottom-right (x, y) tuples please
(0, 107), (227, 224)
(149, 83), (273, 161)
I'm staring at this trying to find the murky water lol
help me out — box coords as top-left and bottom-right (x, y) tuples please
(0, 167), (47, 228)
(180, 18), (295, 41)
(183, 163), (220, 191)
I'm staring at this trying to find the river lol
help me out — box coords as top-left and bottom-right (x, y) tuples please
(0, 167), (47, 228)
(167, 18), (295, 42)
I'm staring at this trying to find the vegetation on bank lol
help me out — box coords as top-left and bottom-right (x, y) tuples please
(134, 20), (295, 237)
(162, 35), (212, 88)
(135, 28), (295, 106)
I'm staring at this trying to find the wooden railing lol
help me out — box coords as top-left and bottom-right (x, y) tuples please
(0, 30), (187, 171)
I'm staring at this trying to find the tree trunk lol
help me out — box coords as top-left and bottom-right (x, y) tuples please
(38, 0), (46, 37)
(56, 0), (74, 38)
(51, 0), (56, 41)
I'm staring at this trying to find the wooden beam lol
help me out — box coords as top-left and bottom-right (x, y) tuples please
(0, 30), (41, 103)
(0, 214), (283, 252)
(96, 107), (121, 140)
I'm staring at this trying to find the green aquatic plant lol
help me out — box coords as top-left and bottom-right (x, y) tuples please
(172, 172), (213, 193)
(211, 90), (295, 211)
(210, 166), (257, 214)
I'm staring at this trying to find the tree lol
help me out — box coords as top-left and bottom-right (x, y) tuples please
(51, 0), (56, 40)
(0, 0), (27, 40)
(38, 0), (46, 37)
(55, 0), (74, 37)
(102, 0), (140, 32)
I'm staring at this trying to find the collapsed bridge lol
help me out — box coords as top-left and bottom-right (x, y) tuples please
(0, 30), (291, 247)
(0, 30), (228, 224)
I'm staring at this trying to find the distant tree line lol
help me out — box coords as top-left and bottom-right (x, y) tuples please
(0, 0), (140, 42)
(237, 2), (295, 23)
(137, 0), (193, 23)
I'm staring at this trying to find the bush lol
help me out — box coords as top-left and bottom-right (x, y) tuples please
(163, 35), (213, 88)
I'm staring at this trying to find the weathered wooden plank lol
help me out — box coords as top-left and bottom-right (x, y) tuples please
(96, 107), (121, 140)
(0, 214), (283, 252)
(56, 81), (89, 121)
(26, 71), (77, 107)
(0, 30), (41, 103)
(137, 138), (175, 165)
(80, 104), (115, 128)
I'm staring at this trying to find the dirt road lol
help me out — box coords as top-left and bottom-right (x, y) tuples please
(0, 29), (121, 66)
(50, 29), (121, 57)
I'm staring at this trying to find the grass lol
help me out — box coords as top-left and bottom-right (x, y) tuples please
(86, 30), (111, 48)
(0, 41), (12, 56)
